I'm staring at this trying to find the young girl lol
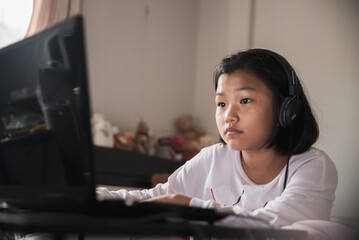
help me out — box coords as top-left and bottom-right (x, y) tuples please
(97, 49), (338, 228)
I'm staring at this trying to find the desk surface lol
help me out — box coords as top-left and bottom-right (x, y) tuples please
(0, 210), (307, 239)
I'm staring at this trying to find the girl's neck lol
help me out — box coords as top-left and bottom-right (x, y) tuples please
(240, 148), (287, 184)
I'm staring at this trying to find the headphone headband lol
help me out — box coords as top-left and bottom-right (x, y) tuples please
(254, 49), (299, 93)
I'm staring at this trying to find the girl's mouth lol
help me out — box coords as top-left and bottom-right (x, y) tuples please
(225, 127), (243, 135)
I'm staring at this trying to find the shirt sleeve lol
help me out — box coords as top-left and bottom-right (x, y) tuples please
(96, 182), (171, 201)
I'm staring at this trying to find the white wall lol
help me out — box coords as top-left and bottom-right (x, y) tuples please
(83, 0), (359, 218)
(83, 0), (199, 135)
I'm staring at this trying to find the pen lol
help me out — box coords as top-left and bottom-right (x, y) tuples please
(210, 188), (216, 202)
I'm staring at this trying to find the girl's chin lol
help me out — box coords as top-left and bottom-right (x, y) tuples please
(225, 141), (243, 151)
(228, 146), (243, 151)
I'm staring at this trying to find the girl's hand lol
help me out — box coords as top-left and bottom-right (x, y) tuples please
(144, 194), (192, 206)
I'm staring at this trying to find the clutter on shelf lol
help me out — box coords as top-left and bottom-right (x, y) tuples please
(114, 130), (133, 152)
(91, 113), (218, 162)
(91, 113), (115, 148)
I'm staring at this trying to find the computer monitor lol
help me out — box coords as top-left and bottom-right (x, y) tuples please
(0, 16), (95, 208)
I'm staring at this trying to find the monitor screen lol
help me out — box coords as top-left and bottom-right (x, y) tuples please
(0, 16), (95, 207)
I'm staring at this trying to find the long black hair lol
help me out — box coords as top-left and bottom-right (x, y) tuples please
(214, 49), (319, 155)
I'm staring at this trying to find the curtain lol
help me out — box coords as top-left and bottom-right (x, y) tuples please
(26, 0), (83, 37)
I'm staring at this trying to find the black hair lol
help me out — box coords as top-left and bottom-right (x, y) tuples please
(214, 49), (319, 155)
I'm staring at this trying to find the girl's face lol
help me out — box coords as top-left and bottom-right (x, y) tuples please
(215, 70), (277, 151)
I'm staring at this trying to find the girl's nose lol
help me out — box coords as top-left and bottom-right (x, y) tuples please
(225, 105), (239, 123)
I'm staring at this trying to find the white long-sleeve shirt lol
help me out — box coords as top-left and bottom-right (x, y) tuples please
(97, 143), (337, 228)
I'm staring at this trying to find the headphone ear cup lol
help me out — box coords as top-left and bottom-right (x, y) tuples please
(279, 96), (302, 128)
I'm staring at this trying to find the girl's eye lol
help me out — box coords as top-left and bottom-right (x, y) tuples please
(240, 98), (252, 104)
(217, 102), (226, 108)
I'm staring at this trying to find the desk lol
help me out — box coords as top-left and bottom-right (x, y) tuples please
(0, 210), (307, 240)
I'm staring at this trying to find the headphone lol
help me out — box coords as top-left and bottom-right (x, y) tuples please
(254, 49), (303, 191)
(255, 49), (302, 128)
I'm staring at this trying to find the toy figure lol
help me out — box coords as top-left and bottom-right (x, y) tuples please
(134, 118), (150, 154)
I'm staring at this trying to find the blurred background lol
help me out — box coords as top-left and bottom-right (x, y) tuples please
(1, 0), (358, 219)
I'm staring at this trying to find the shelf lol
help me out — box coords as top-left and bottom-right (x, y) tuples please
(93, 146), (183, 188)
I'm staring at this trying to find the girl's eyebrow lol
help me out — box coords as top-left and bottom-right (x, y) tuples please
(216, 86), (257, 96)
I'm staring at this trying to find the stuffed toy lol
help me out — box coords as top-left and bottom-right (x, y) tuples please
(169, 135), (186, 161)
(134, 118), (150, 154)
(175, 115), (204, 160)
(175, 115), (204, 142)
